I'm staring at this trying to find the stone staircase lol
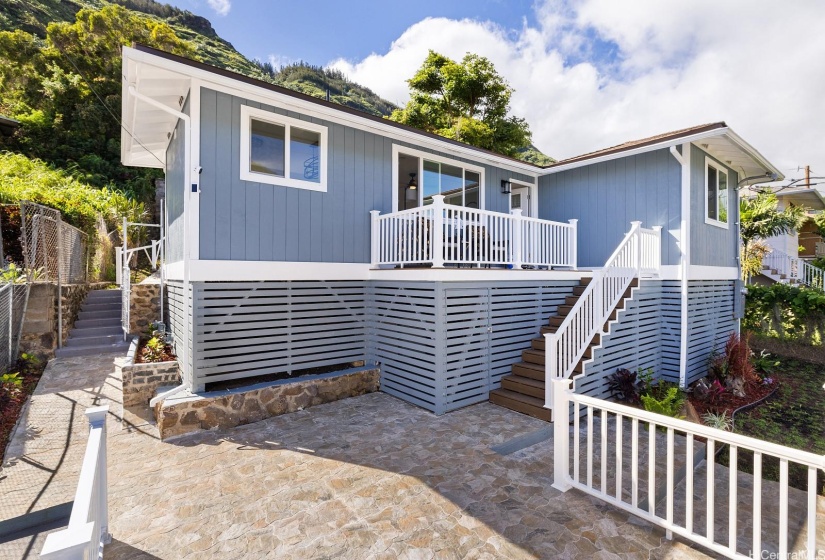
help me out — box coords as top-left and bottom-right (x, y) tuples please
(489, 276), (639, 422)
(55, 289), (130, 358)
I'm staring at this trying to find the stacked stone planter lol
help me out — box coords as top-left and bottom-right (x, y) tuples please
(117, 338), (181, 408)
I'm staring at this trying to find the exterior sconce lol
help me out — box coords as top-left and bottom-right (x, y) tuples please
(501, 180), (512, 194)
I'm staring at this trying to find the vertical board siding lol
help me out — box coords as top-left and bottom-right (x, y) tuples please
(192, 281), (368, 388)
(690, 144), (739, 267)
(165, 96), (189, 263)
(538, 148), (681, 268)
(685, 280), (736, 383)
(197, 87), (535, 263)
(166, 281), (192, 387)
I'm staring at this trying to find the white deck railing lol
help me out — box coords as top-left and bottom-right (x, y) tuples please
(763, 248), (824, 291)
(544, 222), (661, 407)
(369, 195), (578, 269)
(41, 406), (111, 559)
(550, 378), (825, 560)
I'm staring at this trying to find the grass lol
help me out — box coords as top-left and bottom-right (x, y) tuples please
(719, 356), (825, 495)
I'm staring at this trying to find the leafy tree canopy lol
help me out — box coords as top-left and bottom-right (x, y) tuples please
(739, 191), (807, 282)
(389, 51), (532, 158)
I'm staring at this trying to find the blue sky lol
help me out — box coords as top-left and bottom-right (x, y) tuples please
(164, 0), (825, 178)
(167, 0), (542, 67)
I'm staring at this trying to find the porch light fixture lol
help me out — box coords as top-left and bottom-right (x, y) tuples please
(407, 172), (417, 190)
(501, 180), (512, 194)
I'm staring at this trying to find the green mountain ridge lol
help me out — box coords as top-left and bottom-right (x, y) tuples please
(0, 0), (554, 164)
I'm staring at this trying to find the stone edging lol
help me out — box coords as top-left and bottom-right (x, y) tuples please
(156, 368), (380, 440)
(117, 338), (181, 408)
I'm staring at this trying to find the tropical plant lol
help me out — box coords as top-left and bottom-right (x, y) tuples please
(740, 239), (771, 282)
(606, 368), (641, 404)
(751, 349), (780, 376)
(0, 372), (22, 389)
(389, 50), (532, 157)
(640, 385), (686, 419)
(739, 191), (806, 282)
(702, 410), (733, 431)
(744, 283), (825, 344)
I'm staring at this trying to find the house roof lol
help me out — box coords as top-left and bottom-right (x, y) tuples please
(0, 115), (20, 136)
(121, 45), (783, 182)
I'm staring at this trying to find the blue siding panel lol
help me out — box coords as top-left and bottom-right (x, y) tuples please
(165, 95), (188, 263)
(539, 148), (681, 268)
(690, 144), (739, 267)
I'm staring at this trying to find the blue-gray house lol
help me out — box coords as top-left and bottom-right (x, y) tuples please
(120, 44), (782, 421)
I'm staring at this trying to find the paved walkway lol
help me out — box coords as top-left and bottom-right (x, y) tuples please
(0, 352), (718, 559)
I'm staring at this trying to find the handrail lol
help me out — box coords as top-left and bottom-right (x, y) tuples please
(41, 406), (111, 559)
(550, 377), (825, 559)
(764, 248), (824, 291)
(543, 222), (662, 407)
(370, 195), (578, 269)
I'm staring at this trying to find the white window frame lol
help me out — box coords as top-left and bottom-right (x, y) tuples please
(507, 178), (537, 218)
(240, 105), (328, 192)
(704, 157), (729, 229)
(391, 144), (485, 212)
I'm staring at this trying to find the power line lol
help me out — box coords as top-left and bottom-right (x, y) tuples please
(55, 46), (165, 168)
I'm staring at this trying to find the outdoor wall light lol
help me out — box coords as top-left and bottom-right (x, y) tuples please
(501, 180), (512, 194)
(407, 172), (417, 190)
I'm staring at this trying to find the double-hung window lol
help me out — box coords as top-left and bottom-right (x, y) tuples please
(705, 158), (729, 228)
(240, 105), (328, 192)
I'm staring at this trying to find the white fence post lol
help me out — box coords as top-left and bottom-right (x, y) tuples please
(544, 332), (557, 408)
(551, 377), (572, 492)
(652, 226), (663, 272)
(511, 209), (523, 269)
(568, 219), (578, 270)
(431, 195), (445, 268)
(369, 210), (380, 269)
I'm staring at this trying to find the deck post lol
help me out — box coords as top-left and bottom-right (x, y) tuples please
(431, 195), (445, 268)
(550, 376), (572, 492)
(369, 210), (380, 268)
(511, 209), (523, 269)
(652, 225), (663, 272)
(630, 221), (642, 275)
(568, 219), (578, 270)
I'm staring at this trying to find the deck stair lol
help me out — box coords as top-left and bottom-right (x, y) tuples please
(55, 290), (130, 358)
(489, 276), (639, 421)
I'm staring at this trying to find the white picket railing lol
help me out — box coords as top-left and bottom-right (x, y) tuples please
(763, 248), (824, 291)
(544, 222), (662, 407)
(41, 406), (111, 559)
(549, 378), (825, 560)
(369, 195), (578, 269)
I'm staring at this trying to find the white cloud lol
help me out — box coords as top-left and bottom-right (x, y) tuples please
(206, 0), (230, 16)
(329, 1), (825, 179)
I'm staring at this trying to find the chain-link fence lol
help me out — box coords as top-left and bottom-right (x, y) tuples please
(20, 202), (88, 284)
(0, 282), (30, 372)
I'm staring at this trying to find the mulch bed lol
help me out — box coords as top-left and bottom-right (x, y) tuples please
(0, 357), (47, 462)
(688, 377), (777, 419)
(134, 336), (176, 364)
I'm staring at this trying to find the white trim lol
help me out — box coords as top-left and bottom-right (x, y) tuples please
(164, 261), (184, 280)
(508, 178), (537, 218)
(704, 156), (730, 229)
(189, 80), (201, 261)
(181, 259), (590, 282)
(121, 48), (540, 176)
(391, 144), (486, 212)
(239, 105), (328, 192)
(658, 265), (739, 281)
(670, 143), (691, 389)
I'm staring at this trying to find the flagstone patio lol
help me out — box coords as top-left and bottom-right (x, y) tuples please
(1, 353), (719, 559)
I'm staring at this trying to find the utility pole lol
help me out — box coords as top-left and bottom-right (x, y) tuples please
(805, 164), (811, 188)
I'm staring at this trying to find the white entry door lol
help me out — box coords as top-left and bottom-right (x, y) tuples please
(510, 186), (531, 217)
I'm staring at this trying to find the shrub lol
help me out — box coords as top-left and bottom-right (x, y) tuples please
(708, 332), (755, 384)
(606, 368), (641, 404)
(640, 385), (685, 419)
(744, 283), (825, 344)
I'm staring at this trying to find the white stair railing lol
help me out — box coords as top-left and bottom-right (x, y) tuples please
(370, 195), (578, 269)
(763, 248), (824, 291)
(41, 406), (111, 559)
(550, 377), (825, 560)
(544, 222), (662, 408)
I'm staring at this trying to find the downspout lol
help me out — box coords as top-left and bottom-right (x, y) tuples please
(669, 144), (690, 388)
(127, 84), (193, 398)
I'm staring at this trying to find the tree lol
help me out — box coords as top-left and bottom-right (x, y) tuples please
(389, 51), (531, 157)
(739, 191), (806, 282)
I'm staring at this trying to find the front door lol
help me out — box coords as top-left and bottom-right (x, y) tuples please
(510, 186), (531, 217)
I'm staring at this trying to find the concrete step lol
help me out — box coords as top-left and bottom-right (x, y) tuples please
(65, 334), (124, 348)
(54, 342), (130, 358)
(78, 309), (120, 320)
(74, 317), (121, 329)
(68, 325), (123, 337)
(84, 294), (121, 304)
(489, 388), (551, 422)
(80, 302), (121, 313)
(500, 374), (544, 400)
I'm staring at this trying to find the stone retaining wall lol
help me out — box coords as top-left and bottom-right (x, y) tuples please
(117, 339), (181, 407)
(129, 282), (161, 335)
(156, 368), (380, 440)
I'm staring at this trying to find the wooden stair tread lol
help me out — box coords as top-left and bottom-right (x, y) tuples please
(501, 375), (545, 399)
(489, 388), (551, 422)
